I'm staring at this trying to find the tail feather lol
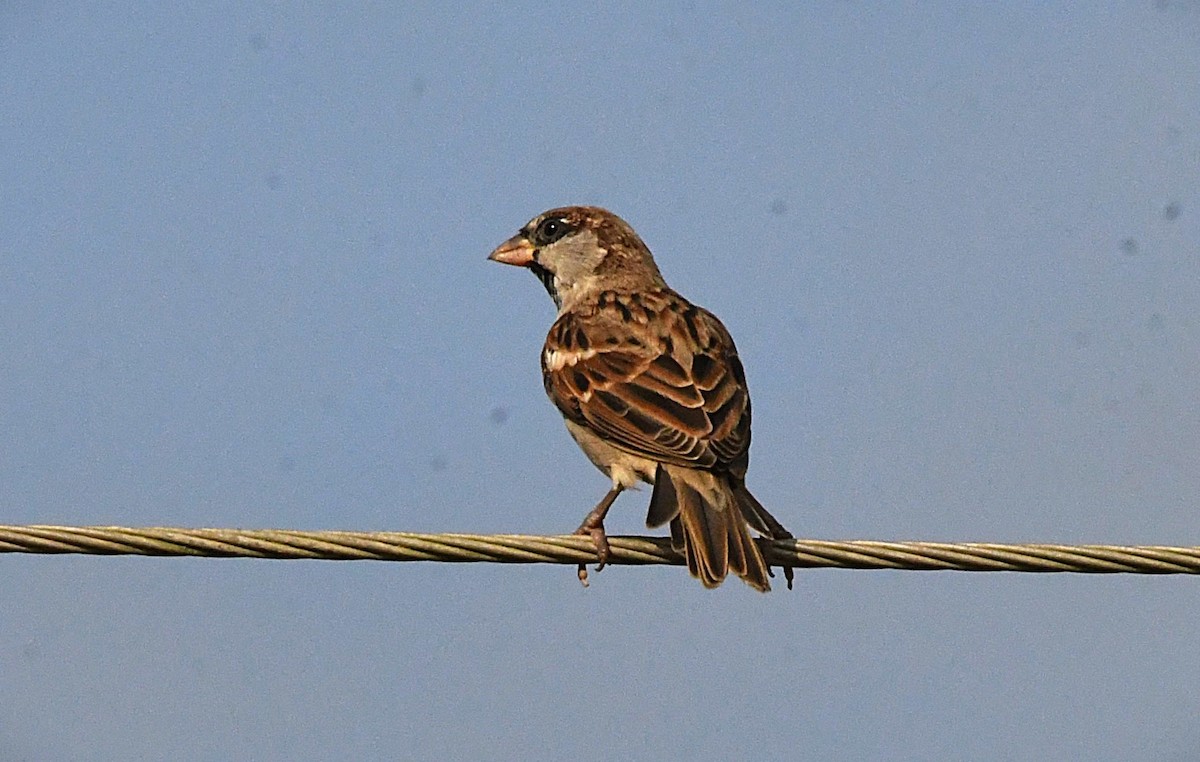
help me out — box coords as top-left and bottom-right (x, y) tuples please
(646, 465), (680, 529)
(732, 481), (794, 541)
(724, 509), (749, 581)
(732, 480), (796, 591)
(650, 465), (771, 592)
(668, 514), (685, 550)
(676, 479), (729, 587)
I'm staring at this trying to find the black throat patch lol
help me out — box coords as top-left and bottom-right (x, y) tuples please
(529, 262), (559, 306)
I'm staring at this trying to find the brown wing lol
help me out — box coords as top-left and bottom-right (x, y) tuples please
(542, 289), (751, 471)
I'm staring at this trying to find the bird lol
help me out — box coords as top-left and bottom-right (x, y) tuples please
(488, 206), (794, 591)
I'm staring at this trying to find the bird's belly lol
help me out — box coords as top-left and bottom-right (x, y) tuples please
(563, 419), (657, 489)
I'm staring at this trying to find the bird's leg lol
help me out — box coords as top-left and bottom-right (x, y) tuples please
(574, 486), (622, 586)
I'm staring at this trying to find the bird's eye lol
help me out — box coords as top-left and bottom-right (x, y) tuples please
(535, 217), (570, 244)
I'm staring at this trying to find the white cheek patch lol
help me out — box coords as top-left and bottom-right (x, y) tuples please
(544, 347), (597, 372)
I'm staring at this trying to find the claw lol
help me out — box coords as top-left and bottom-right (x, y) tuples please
(768, 564), (795, 590)
(574, 516), (610, 587)
(574, 520), (610, 583)
(761, 525), (797, 591)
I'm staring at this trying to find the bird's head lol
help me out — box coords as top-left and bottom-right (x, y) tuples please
(488, 206), (666, 310)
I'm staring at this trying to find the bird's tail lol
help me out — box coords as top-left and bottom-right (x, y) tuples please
(646, 464), (771, 592)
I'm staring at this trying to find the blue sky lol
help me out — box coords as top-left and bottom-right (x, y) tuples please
(2, 3), (1199, 760)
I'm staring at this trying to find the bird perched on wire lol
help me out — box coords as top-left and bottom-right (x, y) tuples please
(488, 206), (794, 591)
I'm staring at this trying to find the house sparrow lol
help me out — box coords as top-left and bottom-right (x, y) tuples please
(488, 206), (794, 591)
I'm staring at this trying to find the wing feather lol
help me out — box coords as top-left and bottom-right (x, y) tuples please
(542, 290), (751, 471)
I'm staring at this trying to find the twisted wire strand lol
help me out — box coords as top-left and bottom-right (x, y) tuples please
(1, 525), (1198, 573)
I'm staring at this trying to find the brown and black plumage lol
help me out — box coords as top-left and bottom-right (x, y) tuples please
(489, 206), (793, 591)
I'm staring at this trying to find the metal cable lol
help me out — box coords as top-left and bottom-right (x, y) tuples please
(1, 525), (1198, 574)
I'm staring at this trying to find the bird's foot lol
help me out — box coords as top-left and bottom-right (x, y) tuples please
(767, 563), (796, 591)
(571, 487), (622, 588)
(573, 514), (611, 587)
(764, 530), (796, 590)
